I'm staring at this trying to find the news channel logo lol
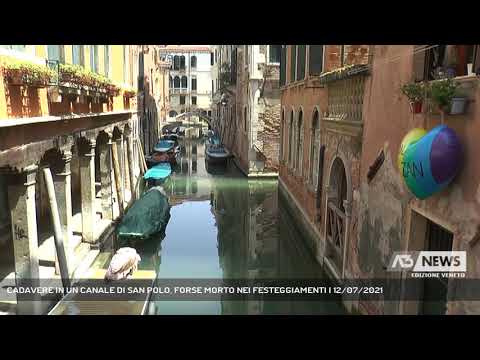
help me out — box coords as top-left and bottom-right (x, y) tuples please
(387, 251), (467, 278)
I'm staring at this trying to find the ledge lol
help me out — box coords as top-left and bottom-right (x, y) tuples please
(319, 64), (370, 85)
(323, 117), (364, 137)
(0, 110), (136, 128)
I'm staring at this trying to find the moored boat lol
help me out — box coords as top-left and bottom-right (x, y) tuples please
(144, 163), (172, 186)
(205, 143), (231, 164)
(117, 186), (171, 241)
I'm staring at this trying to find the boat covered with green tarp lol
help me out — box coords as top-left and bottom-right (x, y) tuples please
(117, 186), (171, 240)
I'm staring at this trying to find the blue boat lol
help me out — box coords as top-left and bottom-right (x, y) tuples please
(154, 140), (175, 153)
(144, 163), (172, 184)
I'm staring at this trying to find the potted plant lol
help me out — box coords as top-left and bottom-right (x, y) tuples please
(450, 87), (469, 115)
(401, 82), (425, 113)
(429, 78), (458, 114)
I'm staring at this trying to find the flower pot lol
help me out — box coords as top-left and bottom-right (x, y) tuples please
(409, 101), (423, 114)
(449, 97), (468, 115)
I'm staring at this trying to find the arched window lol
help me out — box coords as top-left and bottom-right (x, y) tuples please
(310, 109), (320, 184)
(173, 76), (180, 88)
(280, 109), (284, 161)
(169, 75), (173, 88)
(180, 56), (185, 70)
(181, 76), (187, 88)
(288, 110), (294, 166)
(191, 56), (197, 68)
(173, 55), (180, 70)
(244, 106), (247, 132)
(296, 110), (304, 175)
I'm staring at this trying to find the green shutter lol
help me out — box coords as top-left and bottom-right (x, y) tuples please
(290, 45), (296, 82)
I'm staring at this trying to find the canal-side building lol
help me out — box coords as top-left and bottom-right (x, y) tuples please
(212, 45), (282, 177)
(0, 45), (145, 314)
(279, 45), (480, 315)
(136, 45), (171, 156)
(158, 45), (212, 122)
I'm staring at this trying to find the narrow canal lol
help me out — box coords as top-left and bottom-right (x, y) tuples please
(121, 136), (346, 315)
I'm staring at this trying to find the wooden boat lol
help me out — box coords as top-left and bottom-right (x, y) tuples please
(146, 140), (178, 166)
(117, 186), (171, 240)
(205, 143), (231, 164)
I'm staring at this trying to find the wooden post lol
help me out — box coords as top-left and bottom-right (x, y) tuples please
(126, 135), (136, 202)
(111, 141), (125, 217)
(42, 167), (71, 289)
(137, 139), (148, 173)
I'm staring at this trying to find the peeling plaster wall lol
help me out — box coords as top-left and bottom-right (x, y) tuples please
(357, 45), (480, 315)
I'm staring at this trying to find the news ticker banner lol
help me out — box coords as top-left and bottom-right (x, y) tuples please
(3, 278), (480, 301)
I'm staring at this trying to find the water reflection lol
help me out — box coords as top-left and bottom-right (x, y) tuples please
(147, 137), (345, 315)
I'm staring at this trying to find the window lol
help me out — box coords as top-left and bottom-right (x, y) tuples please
(169, 76), (173, 88)
(244, 106), (247, 132)
(288, 110), (294, 166)
(192, 96), (197, 105)
(48, 45), (65, 63)
(180, 95), (186, 105)
(316, 146), (326, 219)
(280, 45), (286, 86)
(174, 55), (180, 70)
(180, 56), (185, 70)
(212, 79), (214, 94)
(290, 45), (297, 82)
(280, 110), (284, 161)
(174, 76), (180, 88)
(269, 45), (281, 63)
(191, 55), (197, 68)
(245, 45), (249, 66)
(296, 110), (304, 174)
(181, 76), (187, 88)
(414, 45), (479, 81)
(211, 52), (214, 66)
(104, 45), (110, 77)
(310, 110), (320, 185)
(123, 46), (127, 83)
(192, 77), (197, 91)
(73, 45), (85, 66)
(90, 45), (98, 73)
(309, 45), (324, 75)
(296, 45), (306, 81)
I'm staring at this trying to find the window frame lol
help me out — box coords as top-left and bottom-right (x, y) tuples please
(267, 45), (281, 64)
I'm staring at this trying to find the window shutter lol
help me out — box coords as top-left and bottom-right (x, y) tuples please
(297, 45), (306, 81)
(280, 45), (286, 86)
(472, 45), (480, 75)
(309, 45), (324, 75)
(290, 45), (297, 83)
(413, 45), (428, 82)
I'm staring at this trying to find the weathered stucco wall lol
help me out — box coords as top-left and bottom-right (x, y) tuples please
(356, 45), (480, 314)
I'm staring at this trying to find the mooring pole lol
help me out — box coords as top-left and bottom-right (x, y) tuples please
(111, 141), (125, 217)
(42, 167), (71, 289)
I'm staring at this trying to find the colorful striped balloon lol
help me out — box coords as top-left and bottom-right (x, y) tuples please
(399, 125), (462, 199)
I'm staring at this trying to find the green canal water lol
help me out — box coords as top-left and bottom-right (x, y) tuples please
(122, 137), (346, 315)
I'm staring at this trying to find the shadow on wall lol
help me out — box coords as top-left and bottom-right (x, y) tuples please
(139, 78), (160, 154)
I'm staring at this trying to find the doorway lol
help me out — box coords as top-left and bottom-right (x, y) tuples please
(420, 220), (453, 315)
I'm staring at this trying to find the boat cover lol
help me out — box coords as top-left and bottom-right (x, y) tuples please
(144, 163), (172, 181)
(117, 186), (171, 239)
(154, 140), (175, 152)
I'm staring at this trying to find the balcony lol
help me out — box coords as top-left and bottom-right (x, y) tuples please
(169, 88), (188, 95)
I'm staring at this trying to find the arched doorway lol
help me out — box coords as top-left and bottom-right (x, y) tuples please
(326, 157), (348, 273)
